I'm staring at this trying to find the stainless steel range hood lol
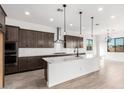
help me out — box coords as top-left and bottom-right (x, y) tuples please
(54, 27), (64, 43)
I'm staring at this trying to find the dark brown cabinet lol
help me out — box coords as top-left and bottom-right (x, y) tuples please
(19, 29), (37, 48)
(18, 57), (28, 72)
(37, 32), (44, 48)
(5, 26), (54, 74)
(5, 64), (18, 74)
(0, 5), (6, 33)
(5, 25), (19, 42)
(45, 32), (54, 48)
(64, 35), (83, 48)
(19, 29), (54, 48)
(19, 57), (46, 72)
(37, 32), (54, 48)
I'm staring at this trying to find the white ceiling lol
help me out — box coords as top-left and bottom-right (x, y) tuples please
(2, 4), (124, 35)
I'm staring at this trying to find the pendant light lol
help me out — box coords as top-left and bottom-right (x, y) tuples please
(79, 11), (82, 36)
(63, 4), (67, 35)
(91, 17), (94, 39)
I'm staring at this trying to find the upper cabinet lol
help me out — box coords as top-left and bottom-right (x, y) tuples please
(19, 29), (54, 48)
(19, 29), (37, 48)
(5, 25), (19, 42)
(0, 5), (7, 33)
(37, 32), (54, 48)
(37, 31), (44, 48)
(5, 25), (54, 48)
(64, 35), (83, 48)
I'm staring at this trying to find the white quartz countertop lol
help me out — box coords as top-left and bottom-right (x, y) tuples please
(43, 55), (87, 64)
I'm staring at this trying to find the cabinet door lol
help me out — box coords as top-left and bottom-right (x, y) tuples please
(28, 57), (39, 70)
(5, 64), (18, 75)
(48, 33), (54, 48)
(19, 57), (45, 72)
(80, 37), (83, 48)
(28, 57), (45, 70)
(6, 26), (19, 42)
(43, 32), (54, 48)
(44, 32), (49, 48)
(19, 29), (37, 48)
(27, 31), (37, 48)
(19, 57), (29, 72)
(67, 36), (70, 48)
(19, 29), (28, 48)
(37, 32), (44, 48)
(64, 35), (83, 48)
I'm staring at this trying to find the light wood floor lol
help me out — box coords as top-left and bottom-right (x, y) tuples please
(5, 60), (124, 89)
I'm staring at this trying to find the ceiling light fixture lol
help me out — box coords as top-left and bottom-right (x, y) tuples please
(91, 17), (94, 38)
(79, 11), (83, 35)
(110, 16), (115, 19)
(63, 4), (67, 35)
(25, 11), (30, 15)
(98, 7), (103, 11)
(50, 18), (54, 22)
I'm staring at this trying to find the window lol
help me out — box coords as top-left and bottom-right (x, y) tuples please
(107, 38), (115, 52)
(115, 37), (124, 52)
(107, 37), (124, 52)
(86, 39), (93, 51)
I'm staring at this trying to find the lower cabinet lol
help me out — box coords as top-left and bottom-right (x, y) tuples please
(19, 56), (46, 72)
(5, 64), (18, 75)
(5, 56), (46, 75)
(18, 57), (29, 72)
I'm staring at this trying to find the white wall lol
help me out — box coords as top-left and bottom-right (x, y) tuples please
(98, 31), (124, 62)
(6, 17), (97, 57)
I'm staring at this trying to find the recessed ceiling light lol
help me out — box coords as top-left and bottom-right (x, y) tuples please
(69, 24), (73, 26)
(98, 7), (103, 11)
(110, 16), (115, 19)
(25, 11), (30, 15)
(50, 18), (54, 22)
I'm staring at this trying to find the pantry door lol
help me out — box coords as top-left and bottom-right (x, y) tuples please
(0, 31), (4, 88)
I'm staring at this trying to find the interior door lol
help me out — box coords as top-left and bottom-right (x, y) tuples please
(0, 31), (4, 88)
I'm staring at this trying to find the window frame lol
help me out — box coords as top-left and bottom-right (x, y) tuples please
(86, 39), (93, 51)
(107, 37), (124, 52)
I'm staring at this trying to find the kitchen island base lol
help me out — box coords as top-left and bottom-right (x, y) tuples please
(43, 56), (100, 87)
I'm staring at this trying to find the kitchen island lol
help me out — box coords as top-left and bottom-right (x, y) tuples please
(43, 55), (100, 87)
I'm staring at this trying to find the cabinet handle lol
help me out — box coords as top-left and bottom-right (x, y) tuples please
(0, 23), (2, 28)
